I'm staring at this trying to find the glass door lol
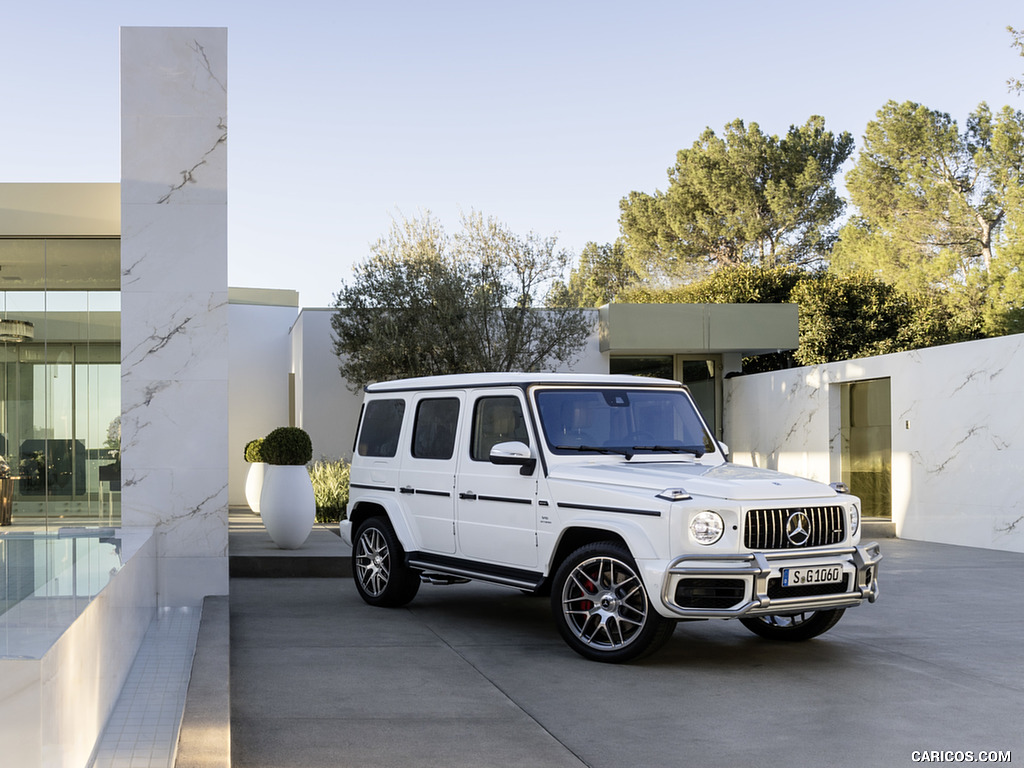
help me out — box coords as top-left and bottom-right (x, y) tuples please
(840, 379), (892, 519)
(0, 343), (120, 528)
(676, 357), (719, 438)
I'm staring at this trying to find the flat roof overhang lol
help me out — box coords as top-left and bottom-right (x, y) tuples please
(599, 303), (799, 355)
(0, 183), (120, 237)
(0, 183), (121, 291)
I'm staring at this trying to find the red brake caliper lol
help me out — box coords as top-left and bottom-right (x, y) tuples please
(580, 577), (596, 611)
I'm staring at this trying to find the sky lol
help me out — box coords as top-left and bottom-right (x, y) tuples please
(2, 0), (1022, 307)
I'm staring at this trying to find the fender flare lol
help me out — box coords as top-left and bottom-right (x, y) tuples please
(548, 514), (664, 565)
(348, 493), (420, 553)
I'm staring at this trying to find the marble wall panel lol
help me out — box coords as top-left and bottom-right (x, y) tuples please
(121, 380), (229, 469)
(120, 291), (228, 382)
(121, 206), (227, 291)
(120, 30), (226, 116)
(122, 116), (227, 205)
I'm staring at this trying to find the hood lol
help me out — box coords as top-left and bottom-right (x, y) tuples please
(547, 460), (835, 501)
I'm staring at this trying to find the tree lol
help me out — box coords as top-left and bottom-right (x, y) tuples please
(618, 116), (853, 283)
(617, 264), (960, 371)
(1009, 25), (1024, 94)
(547, 241), (638, 308)
(834, 100), (1024, 335)
(331, 213), (592, 389)
(790, 272), (958, 365)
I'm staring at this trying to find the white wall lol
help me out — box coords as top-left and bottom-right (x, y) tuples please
(228, 302), (296, 506)
(724, 333), (1024, 553)
(292, 308), (362, 464)
(564, 309), (605, 374)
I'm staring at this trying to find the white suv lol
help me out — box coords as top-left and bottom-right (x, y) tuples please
(339, 373), (881, 662)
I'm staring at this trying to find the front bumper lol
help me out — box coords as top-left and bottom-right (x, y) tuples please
(658, 542), (882, 619)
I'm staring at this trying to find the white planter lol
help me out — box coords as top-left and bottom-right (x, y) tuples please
(244, 462), (266, 513)
(259, 464), (316, 549)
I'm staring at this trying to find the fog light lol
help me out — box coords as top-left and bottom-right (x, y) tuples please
(690, 511), (724, 545)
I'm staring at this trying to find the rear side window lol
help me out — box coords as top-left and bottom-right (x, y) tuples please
(357, 399), (406, 457)
(412, 398), (460, 460)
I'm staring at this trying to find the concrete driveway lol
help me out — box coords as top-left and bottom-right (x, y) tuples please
(229, 538), (1023, 768)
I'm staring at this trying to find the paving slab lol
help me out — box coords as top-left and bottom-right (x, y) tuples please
(228, 538), (1024, 768)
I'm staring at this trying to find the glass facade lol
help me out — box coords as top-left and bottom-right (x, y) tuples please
(610, 354), (721, 437)
(0, 238), (120, 531)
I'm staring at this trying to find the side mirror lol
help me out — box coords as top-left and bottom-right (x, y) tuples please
(718, 442), (730, 458)
(489, 441), (537, 476)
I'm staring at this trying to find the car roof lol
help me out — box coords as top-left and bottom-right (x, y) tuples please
(364, 372), (685, 393)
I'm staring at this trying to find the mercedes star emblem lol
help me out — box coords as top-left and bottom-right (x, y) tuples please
(785, 511), (812, 546)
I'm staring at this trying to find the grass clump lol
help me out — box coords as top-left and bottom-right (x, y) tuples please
(309, 458), (350, 523)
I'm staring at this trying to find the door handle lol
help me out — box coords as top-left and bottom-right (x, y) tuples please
(459, 492), (477, 500)
(400, 486), (415, 494)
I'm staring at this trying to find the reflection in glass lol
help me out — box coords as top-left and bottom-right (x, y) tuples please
(1, 531), (124, 658)
(0, 237), (120, 530)
(609, 355), (673, 380)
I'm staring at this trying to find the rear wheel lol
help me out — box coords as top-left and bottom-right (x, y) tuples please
(739, 609), (845, 641)
(551, 542), (675, 663)
(352, 517), (420, 607)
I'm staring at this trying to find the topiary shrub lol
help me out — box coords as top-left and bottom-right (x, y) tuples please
(244, 438), (266, 463)
(261, 427), (313, 466)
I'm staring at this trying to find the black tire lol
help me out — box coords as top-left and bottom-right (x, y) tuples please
(551, 542), (675, 663)
(739, 608), (845, 641)
(352, 517), (420, 607)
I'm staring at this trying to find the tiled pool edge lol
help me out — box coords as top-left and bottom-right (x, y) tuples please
(0, 529), (157, 768)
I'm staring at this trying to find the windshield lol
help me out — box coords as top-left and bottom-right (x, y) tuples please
(533, 387), (715, 459)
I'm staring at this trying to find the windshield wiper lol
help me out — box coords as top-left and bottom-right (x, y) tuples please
(555, 445), (635, 460)
(631, 445), (706, 458)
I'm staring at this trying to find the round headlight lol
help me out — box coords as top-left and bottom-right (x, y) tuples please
(690, 510), (724, 545)
(849, 503), (860, 537)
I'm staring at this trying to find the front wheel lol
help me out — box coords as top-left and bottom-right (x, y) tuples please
(739, 608), (845, 641)
(551, 542), (675, 663)
(352, 517), (420, 607)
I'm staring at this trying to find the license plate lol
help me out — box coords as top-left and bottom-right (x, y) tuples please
(781, 565), (843, 588)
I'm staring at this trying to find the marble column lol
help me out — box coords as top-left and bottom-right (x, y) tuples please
(120, 27), (229, 605)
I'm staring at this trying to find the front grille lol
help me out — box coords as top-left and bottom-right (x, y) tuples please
(675, 578), (746, 609)
(767, 574), (850, 599)
(744, 506), (846, 550)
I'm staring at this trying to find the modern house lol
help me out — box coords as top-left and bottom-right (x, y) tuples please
(2, 22), (1022, 768)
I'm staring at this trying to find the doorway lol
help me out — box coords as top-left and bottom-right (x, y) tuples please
(840, 378), (892, 519)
